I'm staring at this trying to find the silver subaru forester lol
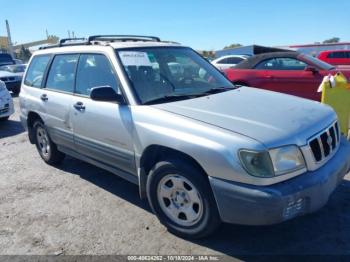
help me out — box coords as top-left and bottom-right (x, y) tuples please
(19, 35), (350, 238)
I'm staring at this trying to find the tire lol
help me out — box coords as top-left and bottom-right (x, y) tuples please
(147, 158), (221, 239)
(33, 120), (65, 165)
(0, 116), (9, 121)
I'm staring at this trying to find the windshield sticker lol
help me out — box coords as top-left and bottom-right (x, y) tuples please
(119, 51), (152, 66)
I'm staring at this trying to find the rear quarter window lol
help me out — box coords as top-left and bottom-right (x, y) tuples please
(24, 55), (51, 88)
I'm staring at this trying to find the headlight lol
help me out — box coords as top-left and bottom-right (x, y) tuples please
(239, 145), (305, 178)
(239, 150), (274, 177)
(269, 145), (305, 175)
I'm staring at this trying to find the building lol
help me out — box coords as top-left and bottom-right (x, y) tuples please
(215, 45), (291, 58)
(283, 42), (350, 57)
(215, 42), (350, 58)
(0, 36), (9, 52)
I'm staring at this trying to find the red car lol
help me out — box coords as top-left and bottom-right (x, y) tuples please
(224, 52), (350, 101)
(318, 50), (350, 66)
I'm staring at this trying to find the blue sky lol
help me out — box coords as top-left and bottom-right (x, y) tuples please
(1, 0), (350, 50)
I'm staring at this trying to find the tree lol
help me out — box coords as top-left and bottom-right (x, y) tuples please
(17, 45), (32, 62)
(322, 37), (340, 44)
(223, 43), (242, 50)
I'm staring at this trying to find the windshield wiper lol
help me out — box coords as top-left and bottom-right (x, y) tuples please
(143, 93), (206, 105)
(204, 86), (237, 94)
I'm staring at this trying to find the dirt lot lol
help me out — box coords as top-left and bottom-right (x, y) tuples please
(1, 97), (350, 258)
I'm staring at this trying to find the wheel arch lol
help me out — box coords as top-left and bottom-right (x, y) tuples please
(138, 145), (208, 198)
(27, 111), (43, 144)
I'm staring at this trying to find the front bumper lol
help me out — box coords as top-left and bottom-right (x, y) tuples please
(0, 92), (14, 118)
(209, 137), (350, 225)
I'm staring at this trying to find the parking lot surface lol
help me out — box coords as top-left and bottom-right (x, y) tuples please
(1, 97), (350, 257)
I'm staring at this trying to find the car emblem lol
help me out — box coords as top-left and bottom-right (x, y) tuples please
(327, 135), (333, 147)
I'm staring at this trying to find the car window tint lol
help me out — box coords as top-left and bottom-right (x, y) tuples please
(217, 58), (229, 64)
(45, 54), (79, 92)
(24, 55), (51, 88)
(226, 57), (243, 64)
(255, 57), (307, 70)
(75, 54), (119, 96)
(255, 58), (277, 69)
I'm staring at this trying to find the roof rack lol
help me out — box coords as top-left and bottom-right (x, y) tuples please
(39, 35), (162, 50)
(39, 37), (88, 50)
(88, 35), (161, 42)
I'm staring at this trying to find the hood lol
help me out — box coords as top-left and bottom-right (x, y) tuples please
(153, 87), (336, 148)
(0, 70), (17, 77)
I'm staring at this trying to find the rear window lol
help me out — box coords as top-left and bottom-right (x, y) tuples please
(327, 51), (350, 59)
(24, 55), (51, 88)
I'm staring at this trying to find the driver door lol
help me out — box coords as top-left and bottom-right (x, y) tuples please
(256, 57), (323, 101)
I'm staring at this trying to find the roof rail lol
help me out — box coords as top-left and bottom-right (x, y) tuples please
(59, 38), (87, 45)
(88, 35), (161, 42)
(39, 37), (88, 50)
(38, 35), (162, 50)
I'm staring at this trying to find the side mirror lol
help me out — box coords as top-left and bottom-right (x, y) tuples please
(304, 66), (318, 73)
(90, 86), (125, 104)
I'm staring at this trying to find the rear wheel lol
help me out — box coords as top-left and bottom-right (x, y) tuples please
(33, 120), (65, 165)
(147, 158), (221, 239)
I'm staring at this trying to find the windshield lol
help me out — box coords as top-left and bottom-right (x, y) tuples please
(116, 47), (234, 104)
(302, 54), (335, 70)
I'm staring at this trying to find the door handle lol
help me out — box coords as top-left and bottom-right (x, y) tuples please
(40, 94), (48, 101)
(73, 101), (85, 111)
(264, 75), (274, 79)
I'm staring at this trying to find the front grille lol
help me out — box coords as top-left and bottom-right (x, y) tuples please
(309, 122), (340, 162)
(0, 107), (9, 114)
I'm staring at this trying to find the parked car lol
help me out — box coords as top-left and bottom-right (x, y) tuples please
(318, 50), (350, 66)
(19, 36), (350, 238)
(0, 53), (15, 67)
(14, 58), (24, 65)
(0, 64), (26, 95)
(0, 80), (14, 121)
(225, 51), (350, 101)
(211, 55), (248, 70)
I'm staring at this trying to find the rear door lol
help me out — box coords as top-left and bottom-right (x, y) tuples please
(42, 54), (79, 149)
(72, 53), (135, 174)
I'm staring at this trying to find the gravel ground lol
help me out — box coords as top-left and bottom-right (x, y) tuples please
(0, 96), (350, 258)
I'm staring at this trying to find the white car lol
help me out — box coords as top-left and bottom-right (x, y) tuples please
(211, 55), (248, 70)
(0, 80), (14, 121)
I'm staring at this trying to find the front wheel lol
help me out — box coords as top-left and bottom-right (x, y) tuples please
(33, 120), (65, 165)
(147, 159), (221, 239)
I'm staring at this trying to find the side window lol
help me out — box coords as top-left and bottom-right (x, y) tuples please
(75, 54), (119, 96)
(24, 55), (51, 88)
(255, 58), (306, 70)
(45, 54), (78, 92)
(217, 58), (228, 64)
(255, 58), (277, 69)
(331, 52), (346, 58)
(226, 57), (244, 64)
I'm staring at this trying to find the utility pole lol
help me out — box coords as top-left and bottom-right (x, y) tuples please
(5, 20), (15, 59)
